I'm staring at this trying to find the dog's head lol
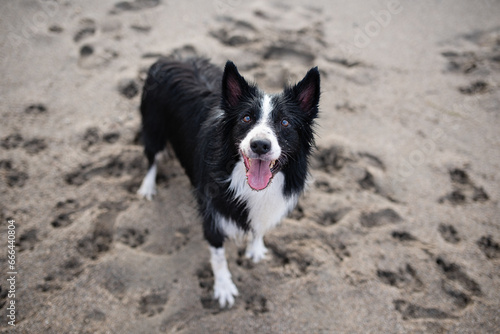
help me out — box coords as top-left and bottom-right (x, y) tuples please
(221, 61), (320, 191)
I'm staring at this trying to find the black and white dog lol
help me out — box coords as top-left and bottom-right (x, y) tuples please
(138, 57), (320, 307)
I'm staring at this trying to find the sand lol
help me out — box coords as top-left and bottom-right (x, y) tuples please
(1, 0), (499, 333)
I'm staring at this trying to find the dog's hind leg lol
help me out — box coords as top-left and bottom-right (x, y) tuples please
(137, 149), (159, 200)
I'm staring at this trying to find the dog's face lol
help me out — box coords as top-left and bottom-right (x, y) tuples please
(221, 62), (320, 191)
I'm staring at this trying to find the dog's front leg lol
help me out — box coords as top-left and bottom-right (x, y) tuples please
(210, 246), (239, 308)
(245, 233), (268, 263)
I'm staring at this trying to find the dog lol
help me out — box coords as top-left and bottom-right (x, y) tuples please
(138, 57), (320, 307)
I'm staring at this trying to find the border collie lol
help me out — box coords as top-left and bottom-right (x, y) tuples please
(138, 57), (320, 307)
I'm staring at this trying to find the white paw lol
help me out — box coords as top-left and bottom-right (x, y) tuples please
(213, 277), (239, 308)
(137, 164), (157, 200)
(245, 241), (268, 263)
(137, 183), (156, 200)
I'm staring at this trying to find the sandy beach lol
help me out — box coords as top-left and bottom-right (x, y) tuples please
(1, 0), (499, 333)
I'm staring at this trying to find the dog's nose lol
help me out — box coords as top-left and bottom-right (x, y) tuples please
(250, 139), (271, 155)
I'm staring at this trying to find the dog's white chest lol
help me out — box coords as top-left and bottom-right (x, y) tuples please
(228, 161), (297, 235)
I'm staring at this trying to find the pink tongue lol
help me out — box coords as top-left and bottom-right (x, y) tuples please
(247, 159), (273, 190)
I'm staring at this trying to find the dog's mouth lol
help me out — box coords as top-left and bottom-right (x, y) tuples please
(241, 151), (280, 191)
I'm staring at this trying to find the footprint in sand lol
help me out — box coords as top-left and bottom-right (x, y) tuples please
(81, 127), (121, 151)
(25, 103), (47, 114)
(116, 227), (149, 248)
(477, 235), (500, 259)
(77, 202), (128, 260)
(209, 17), (259, 47)
(1, 134), (47, 154)
(435, 257), (482, 297)
(78, 46), (119, 70)
(0, 160), (29, 188)
(16, 229), (39, 252)
(394, 299), (456, 320)
(65, 151), (143, 186)
(1, 133), (23, 149)
(138, 291), (169, 317)
(51, 199), (80, 228)
(438, 223), (461, 244)
(458, 81), (489, 95)
(73, 18), (96, 43)
(118, 78), (140, 99)
(110, 0), (161, 14)
(315, 207), (351, 226)
(391, 230), (417, 242)
(359, 208), (403, 228)
(245, 294), (269, 315)
(438, 168), (489, 205)
(37, 257), (84, 293)
(377, 263), (423, 292)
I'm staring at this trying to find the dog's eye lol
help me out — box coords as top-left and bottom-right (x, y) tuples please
(281, 119), (290, 127)
(242, 115), (251, 123)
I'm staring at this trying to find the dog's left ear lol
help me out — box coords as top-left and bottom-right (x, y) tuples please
(222, 61), (251, 108)
(290, 67), (320, 117)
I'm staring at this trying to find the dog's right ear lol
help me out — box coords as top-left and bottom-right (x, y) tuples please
(222, 61), (250, 108)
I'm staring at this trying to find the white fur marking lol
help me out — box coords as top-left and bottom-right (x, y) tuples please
(239, 94), (281, 160)
(217, 214), (246, 246)
(210, 247), (239, 308)
(229, 160), (298, 239)
(261, 94), (273, 122)
(245, 235), (268, 263)
(137, 163), (157, 200)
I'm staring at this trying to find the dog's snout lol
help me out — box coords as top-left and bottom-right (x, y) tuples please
(250, 139), (271, 155)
